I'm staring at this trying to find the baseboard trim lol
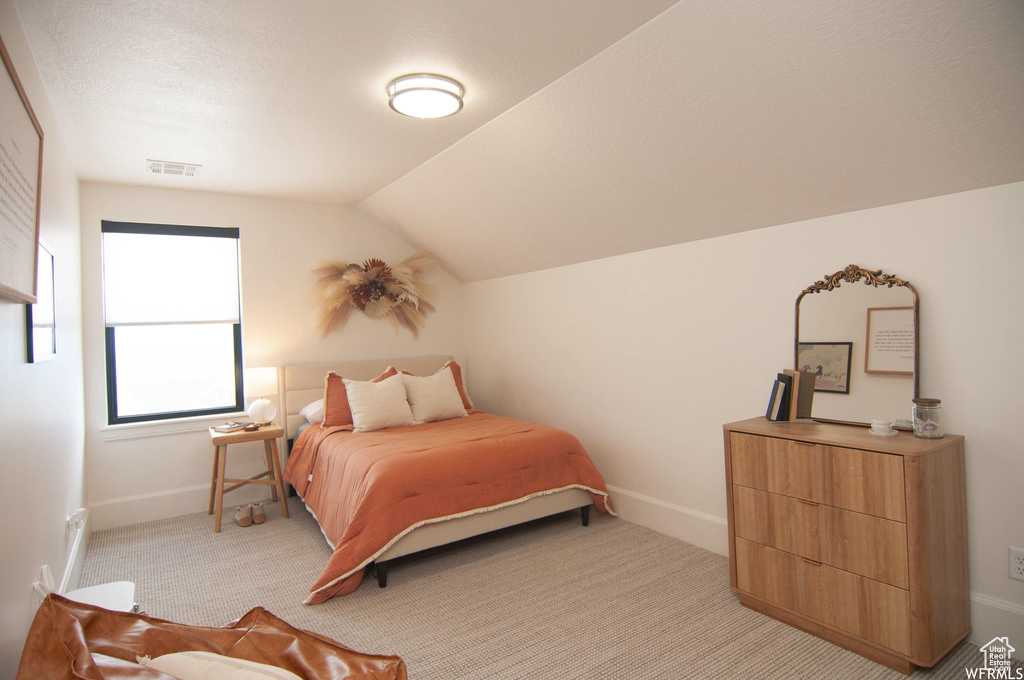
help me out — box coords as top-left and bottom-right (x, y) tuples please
(606, 484), (729, 556)
(968, 592), (1024, 656)
(972, 592), (1024, 618)
(89, 483), (270, 531)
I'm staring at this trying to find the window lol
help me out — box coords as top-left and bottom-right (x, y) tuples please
(101, 221), (243, 424)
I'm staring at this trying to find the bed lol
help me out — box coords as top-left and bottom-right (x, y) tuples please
(280, 355), (615, 604)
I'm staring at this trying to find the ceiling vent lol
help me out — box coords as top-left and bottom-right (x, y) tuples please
(146, 159), (201, 177)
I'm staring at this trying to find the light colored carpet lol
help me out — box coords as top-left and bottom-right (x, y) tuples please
(81, 498), (1006, 679)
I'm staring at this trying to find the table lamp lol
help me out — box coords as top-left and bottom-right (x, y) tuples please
(245, 367), (278, 425)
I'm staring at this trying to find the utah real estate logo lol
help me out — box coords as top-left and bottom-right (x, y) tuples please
(967, 637), (1021, 679)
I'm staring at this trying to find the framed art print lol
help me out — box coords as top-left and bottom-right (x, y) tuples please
(797, 342), (853, 394)
(0, 32), (44, 304)
(865, 306), (914, 375)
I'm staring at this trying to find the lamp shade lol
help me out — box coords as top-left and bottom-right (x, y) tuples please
(388, 74), (463, 119)
(244, 367), (278, 397)
(245, 367), (278, 425)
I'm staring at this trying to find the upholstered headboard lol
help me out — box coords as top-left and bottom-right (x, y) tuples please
(282, 355), (453, 439)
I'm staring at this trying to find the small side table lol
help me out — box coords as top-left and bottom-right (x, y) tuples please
(208, 423), (289, 533)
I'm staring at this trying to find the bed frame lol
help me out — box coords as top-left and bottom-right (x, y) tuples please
(281, 355), (592, 587)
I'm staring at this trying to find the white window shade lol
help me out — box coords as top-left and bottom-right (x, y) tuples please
(103, 231), (240, 326)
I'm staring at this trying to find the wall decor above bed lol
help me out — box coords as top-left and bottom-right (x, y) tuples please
(314, 251), (436, 338)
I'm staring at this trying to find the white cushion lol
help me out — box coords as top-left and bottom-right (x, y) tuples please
(343, 372), (415, 432)
(299, 398), (324, 424)
(142, 651), (303, 680)
(403, 366), (468, 424)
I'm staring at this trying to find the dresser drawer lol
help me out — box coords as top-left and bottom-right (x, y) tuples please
(823, 445), (906, 522)
(733, 486), (909, 588)
(735, 538), (911, 655)
(729, 432), (906, 521)
(730, 432), (822, 501)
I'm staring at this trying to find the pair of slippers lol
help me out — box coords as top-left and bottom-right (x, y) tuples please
(233, 502), (266, 527)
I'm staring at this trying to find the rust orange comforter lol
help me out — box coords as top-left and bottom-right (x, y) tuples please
(283, 411), (614, 603)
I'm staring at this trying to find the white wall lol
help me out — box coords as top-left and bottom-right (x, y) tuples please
(464, 181), (1024, 649)
(79, 183), (465, 530)
(0, 0), (85, 675)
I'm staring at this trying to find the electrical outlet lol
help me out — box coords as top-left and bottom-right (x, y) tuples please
(1010, 547), (1024, 582)
(32, 565), (55, 606)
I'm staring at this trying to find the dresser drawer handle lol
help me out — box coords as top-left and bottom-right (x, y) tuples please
(801, 557), (822, 566)
(797, 499), (819, 506)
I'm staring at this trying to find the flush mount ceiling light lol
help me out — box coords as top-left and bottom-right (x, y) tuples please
(387, 74), (463, 119)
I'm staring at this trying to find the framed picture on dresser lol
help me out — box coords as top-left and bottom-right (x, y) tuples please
(797, 341), (852, 394)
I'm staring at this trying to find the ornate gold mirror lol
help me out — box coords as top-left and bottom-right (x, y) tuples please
(795, 265), (919, 426)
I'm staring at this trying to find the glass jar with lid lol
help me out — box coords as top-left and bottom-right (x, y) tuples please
(912, 398), (943, 438)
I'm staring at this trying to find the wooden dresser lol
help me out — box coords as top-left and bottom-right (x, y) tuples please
(723, 417), (970, 674)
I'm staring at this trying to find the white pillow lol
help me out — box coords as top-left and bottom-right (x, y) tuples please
(298, 398), (324, 424)
(343, 372), (415, 432)
(141, 650), (303, 680)
(403, 366), (468, 424)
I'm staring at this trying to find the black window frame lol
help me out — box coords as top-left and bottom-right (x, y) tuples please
(101, 221), (244, 425)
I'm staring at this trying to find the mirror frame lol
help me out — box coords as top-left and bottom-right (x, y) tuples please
(795, 264), (919, 426)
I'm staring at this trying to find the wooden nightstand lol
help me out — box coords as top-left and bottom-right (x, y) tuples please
(208, 423), (289, 532)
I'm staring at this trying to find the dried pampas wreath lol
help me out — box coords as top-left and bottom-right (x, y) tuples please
(313, 252), (436, 338)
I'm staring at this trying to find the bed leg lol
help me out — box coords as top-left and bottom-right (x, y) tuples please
(376, 561), (388, 588)
(581, 505), (590, 526)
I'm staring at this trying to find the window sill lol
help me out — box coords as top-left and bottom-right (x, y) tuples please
(100, 411), (248, 442)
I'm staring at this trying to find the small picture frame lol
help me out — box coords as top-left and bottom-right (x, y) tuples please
(25, 241), (54, 362)
(797, 342), (852, 394)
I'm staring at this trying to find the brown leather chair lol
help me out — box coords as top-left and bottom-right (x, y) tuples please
(17, 594), (407, 680)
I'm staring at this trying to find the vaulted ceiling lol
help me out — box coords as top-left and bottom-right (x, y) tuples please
(14, 0), (1024, 281)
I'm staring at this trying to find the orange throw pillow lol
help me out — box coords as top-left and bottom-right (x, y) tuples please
(444, 360), (474, 411)
(322, 366), (398, 428)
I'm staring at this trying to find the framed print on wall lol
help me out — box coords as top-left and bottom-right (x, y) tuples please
(865, 306), (914, 375)
(25, 241), (54, 362)
(798, 341), (853, 394)
(0, 32), (44, 304)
